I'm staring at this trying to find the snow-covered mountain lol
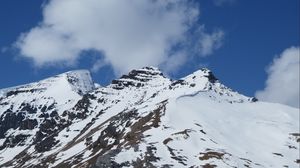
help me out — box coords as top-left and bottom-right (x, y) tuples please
(0, 67), (299, 168)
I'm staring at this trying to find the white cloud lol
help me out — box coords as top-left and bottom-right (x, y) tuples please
(16, 26), (80, 66)
(16, 0), (223, 74)
(255, 46), (300, 108)
(163, 51), (187, 74)
(91, 57), (108, 73)
(196, 28), (224, 56)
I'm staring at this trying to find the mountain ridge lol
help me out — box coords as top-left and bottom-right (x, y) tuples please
(0, 67), (298, 168)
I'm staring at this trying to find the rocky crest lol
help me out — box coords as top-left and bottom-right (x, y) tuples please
(0, 67), (298, 168)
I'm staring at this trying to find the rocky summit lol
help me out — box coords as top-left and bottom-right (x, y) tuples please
(0, 67), (299, 168)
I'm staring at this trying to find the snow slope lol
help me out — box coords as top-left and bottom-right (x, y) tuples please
(0, 67), (298, 168)
(0, 70), (95, 164)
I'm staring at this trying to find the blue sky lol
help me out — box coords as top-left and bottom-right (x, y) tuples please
(0, 0), (299, 101)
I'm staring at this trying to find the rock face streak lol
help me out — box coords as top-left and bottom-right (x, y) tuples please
(0, 67), (299, 168)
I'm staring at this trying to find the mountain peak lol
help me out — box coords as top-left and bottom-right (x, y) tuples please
(183, 67), (218, 84)
(64, 69), (91, 77)
(62, 70), (95, 95)
(199, 68), (218, 83)
(0, 69), (95, 111)
(1, 66), (297, 168)
(111, 66), (165, 89)
(127, 66), (164, 76)
(140, 66), (161, 71)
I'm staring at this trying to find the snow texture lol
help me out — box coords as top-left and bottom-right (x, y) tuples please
(0, 67), (299, 168)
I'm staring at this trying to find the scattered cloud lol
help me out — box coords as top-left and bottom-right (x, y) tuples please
(15, 0), (224, 75)
(91, 57), (108, 73)
(16, 26), (80, 66)
(159, 27), (224, 74)
(255, 46), (300, 108)
(162, 51), (188, 74)
(196, 27), (224, 56)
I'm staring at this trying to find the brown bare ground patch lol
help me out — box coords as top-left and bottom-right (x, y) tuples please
(199, 151), (224, 160)
(121, 101), (166, 147)
(199, 149), (229, 161)
(57, 100), (167, 168)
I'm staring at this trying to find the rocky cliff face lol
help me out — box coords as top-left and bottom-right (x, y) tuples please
(0, 67), (299, 168)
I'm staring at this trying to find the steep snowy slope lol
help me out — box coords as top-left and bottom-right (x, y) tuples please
(0, 67), (298, 168)
(0, 70), (95, 163)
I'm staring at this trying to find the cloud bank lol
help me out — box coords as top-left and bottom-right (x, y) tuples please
(255, 46), (300, 108)
(15, 0), (224, 74)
